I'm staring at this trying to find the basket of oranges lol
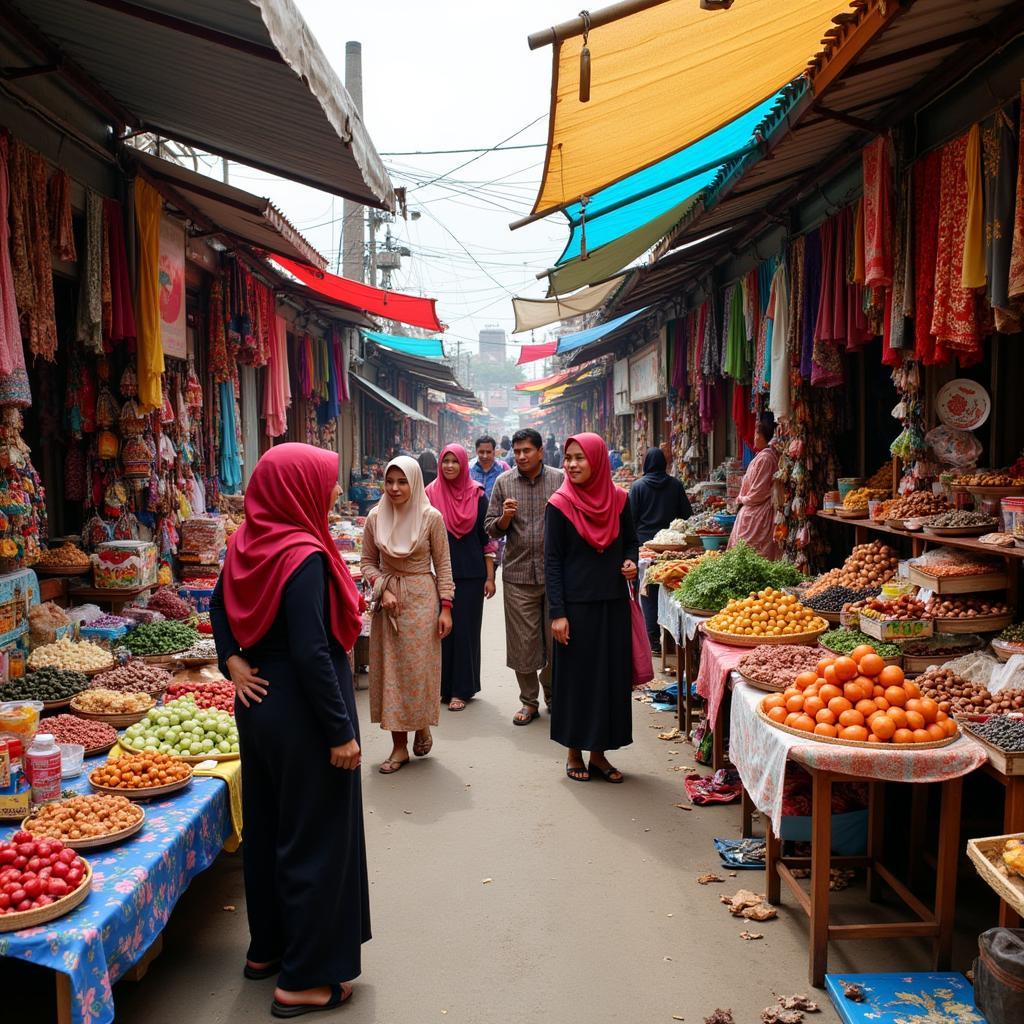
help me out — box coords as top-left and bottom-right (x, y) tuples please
(758, 644), (960, 748)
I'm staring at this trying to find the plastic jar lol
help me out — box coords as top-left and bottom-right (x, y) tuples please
(25, 733), (62, 805)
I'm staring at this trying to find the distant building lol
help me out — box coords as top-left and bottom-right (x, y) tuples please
(478, 327), (507, 365)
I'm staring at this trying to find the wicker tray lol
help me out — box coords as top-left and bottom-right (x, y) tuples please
(83, 661), (116, 678)
(967, 832), (1024, 917)
(172, 655), (219, 669)
(84, 739), (117, 758)
(737, 671), (787, 693)
(22, 806), (144, 849)
(137, 650), (190, 665)
(118, 737), (239, 764)
(966, 485), (1024, 498)
(34, 563), (91, 577)
(0, 862), (92, 932)
(808, 609), (841, 624)
(907, 565), (1009, 594)
(992, 638), (1024, 663)
(701, 621), (828, 648)
(756, 704), (960, 750)
(932, 612), (1014, 634)
(834, 507), (866, 519)
(885, 519), (910, 530)
(925, 523), (999, 536)
(40, 696), (76, 712)
(645, 541), (692, 553)
(88, 773), (193, 801)
(69, 696), (155, 728)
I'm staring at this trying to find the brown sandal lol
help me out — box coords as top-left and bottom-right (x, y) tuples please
(513, 706), (539, 726)
(413, 731), (433, 757)
(378, 756), (408, 774)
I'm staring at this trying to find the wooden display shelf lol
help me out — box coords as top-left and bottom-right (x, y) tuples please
(69, 582), (156, 612)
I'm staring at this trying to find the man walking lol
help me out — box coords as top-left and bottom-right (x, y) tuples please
(485, 429), (563, 726)
(469, 435), (510, 500)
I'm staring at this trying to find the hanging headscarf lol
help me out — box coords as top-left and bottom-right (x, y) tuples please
(375, 455), (432, 558)
(222, 444), (363, 651)
(418, 450), (438, 487)
(549, 432), (627, 552)
(426, 444), (483, 539)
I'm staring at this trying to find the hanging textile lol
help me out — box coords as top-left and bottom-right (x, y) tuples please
(800, 230), (821, 381)
(76, 190), (104, 354)
(862, 137), (894, 288)
(983, 106), (1019, 319)
(931, 133), (985, 365)
(103, 198), (136, 345)
(0, 137), (25, 378)
(732, 382), (756, 449)
(913, 149), (945, 364)
(768, 261), (792, 422)
(134, 178), (164, 410)
(1009, 83), (1024, 301)
(961, 124), (986, 290)
(887, 168), (913, 353)
(723, 283), (749, 380)
(337, 327), (351, 402)
(852, 198), (865, 284)
(700, 292), (720, 379)
(218, 380), (242, 491)
(262, 312), (290, 438)
(49, 170), (76, 263)
(317, 333), (340, 426)
(670, 318), (688, 392)
(208, 280), (231, 384)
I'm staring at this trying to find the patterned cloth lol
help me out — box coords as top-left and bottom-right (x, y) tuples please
(484, 465), (563, 585)
(695, 636), (750, 728)
(0, 757), (232, 1024)
(728, 679), (987, 833)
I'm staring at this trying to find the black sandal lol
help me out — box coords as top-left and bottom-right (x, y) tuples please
(565, 762), (590, 782)
(588, 761), (624, 783)
(271, 983), (352, 1018)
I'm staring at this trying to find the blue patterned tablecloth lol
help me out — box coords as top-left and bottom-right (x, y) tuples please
(0, 755), (231, 1024)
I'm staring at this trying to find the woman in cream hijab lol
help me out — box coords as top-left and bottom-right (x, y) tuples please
(360, 456), (454, 773)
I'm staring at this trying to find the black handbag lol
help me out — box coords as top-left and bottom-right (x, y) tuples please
(974, 927), (1024, 1024)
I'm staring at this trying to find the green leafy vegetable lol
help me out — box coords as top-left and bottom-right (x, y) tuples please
(671, 542), (804, 612)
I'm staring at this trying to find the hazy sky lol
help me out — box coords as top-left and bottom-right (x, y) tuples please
(209, 0), (571, 360)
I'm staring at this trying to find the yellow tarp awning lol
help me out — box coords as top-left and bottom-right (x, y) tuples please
(531, 0), (852, 217)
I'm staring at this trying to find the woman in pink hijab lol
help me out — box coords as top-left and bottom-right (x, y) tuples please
(545, 433), (639, 783)
(426, 444), (497, 710)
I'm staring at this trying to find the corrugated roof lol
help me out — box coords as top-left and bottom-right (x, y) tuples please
(352, 375), (433, 425)
(130, 150), (326, 268)
(373, 348), (477, 404)
(613, 0), (1022, 313)
(2, 0), (395, 207)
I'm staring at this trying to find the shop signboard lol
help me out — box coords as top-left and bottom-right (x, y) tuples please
(629, 342), (662, 404)
(159, 216), (187, 359)
(613, 358), (630, 415)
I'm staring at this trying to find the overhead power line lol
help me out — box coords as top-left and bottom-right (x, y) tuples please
(381, 143), (545, 156)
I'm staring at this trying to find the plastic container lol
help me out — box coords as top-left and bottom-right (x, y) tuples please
(713, 513), (737, 531)
(58, 743), (84, 779)
(0, 700), (42, 742)
(868, 499), (883, 519)
(25, 733), (61, 805)
(881, 581), (913, 600)
(78, 624), (130, 650)
(700, 534), (729, 551)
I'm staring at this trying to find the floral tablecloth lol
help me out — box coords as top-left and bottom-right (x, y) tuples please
(728, 677), (988, 833)
(0, 755), (232, 1024)
(695, 636), (749, 727)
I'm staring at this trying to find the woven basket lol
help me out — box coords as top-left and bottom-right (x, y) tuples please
(967, 833), (1024, 918)
(0, 862), (92, 932)
(22, 805), (144, 850)
(756, 704), (960, 750)
(702, 622), (828, 648)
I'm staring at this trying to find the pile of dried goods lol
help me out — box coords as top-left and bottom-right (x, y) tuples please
(36, 544), (90, 568)
(70, 688), (153, 715)
(0, 668), (88, 702)
(804, 542), (899, 597)
(900, 635), (981, 657)
(819, 628), (901, 658)
(872, 492), (948, 521)
(165, 678), (234, 713)
(859, 594), (929, 621)
(736, 646), (823, 688)
(90, 751), (192, 790)
(91, 660), (171, 696)
(925, 510), (999, 529)
(145, 587), (194, 621)
(23, 794), (142, 841)
(804, 586), (880, 613)
(923, 595), (1011, 619)
(121, 620), (198, 656)
(971, 717), (1024, 751)
(916, 666), (1024, 715)
(911, 555), (1003, 577)
(41, 714), (117, 749)
(842, 487), (888, 510)
(958, 471), (1024, 487)
(28, 637), (112, 673)
(674, 542), (804, 612)
(705, 589), (825, 639)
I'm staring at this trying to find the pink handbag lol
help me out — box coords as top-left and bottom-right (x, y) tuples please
(629, 581), (655, 689)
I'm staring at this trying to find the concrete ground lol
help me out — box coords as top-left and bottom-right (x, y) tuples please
(8, 591), (995, 1023)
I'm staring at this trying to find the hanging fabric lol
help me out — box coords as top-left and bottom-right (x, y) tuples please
(961, 123), (986, 290)
(913, 149), (945, 364)
(1009, 83), (1024, 301)
(800, 230), (821, 380)
(218, 380), (242, 491)
(103, 198), (136, 345)
(76, 190), (104, 354)
(134, 177), (164, 410)
(263, 312), (290, 438)
(887, 168), (913, 353)
(982, 105), (1019, 325)
(49, 169), (76, 263)
(862, 136), (894, 289)
(768, 260), (791, 422)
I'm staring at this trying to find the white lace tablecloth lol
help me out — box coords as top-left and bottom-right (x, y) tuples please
(728, 676), (988, 833)
(657, 585), (705, 645)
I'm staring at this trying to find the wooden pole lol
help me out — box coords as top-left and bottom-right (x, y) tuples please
(527, 0), (676, 50)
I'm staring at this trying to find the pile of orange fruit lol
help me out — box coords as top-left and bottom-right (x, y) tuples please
(760, 644), (958, 744)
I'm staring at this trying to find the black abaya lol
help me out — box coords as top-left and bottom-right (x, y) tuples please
(545, 502), (639, 751)
(441, 494), (490, 701)
(628, 447), (692, 544)
(210, 554), (370, 991)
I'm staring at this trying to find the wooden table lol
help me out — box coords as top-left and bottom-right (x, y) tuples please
(765, 767), (964, 987)
(69, 582), (155, 612)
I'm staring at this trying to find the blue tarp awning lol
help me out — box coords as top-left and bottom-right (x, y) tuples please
(556, 92), (783, 266)
(555, 307), (648, 354)
(361, 329), (445, 359)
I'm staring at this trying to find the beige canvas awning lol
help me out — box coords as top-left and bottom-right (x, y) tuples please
(512, 275), (628, 333)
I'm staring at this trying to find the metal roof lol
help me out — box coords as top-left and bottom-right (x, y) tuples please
(130, 150), (326, 268)
(612, 0), (1024, 313)
(373, 348), (478, 404)
(1, 0), (395, 208)
(352, 375), (433, 425)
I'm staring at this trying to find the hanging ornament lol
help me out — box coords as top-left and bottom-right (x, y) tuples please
(120, 365), (138, 399)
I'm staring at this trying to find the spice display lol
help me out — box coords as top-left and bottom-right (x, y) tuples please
(90, 660), (171, 696)
(916, 667), (1024, 715)
(860, 595), (929, 621)
(736, 646), (823, 688)
(842, 487), (888, 510)
(121, 621), (199, 656)
(145, 587), (194, 621)
(174, 638), (219, 662)
(804, 542), (899, 597)
(36, 544), (90, 569)
(70, 688), (153, 715)
(971, 717), (1024, 751)
(39, 714), (117, 750)
(804, 586), (880, 613)
(673, 543), (804, 612)
(957, 471), (1024, 486)
(89, 751), (191, 790)
(923, 595), (1012, 619)
(910, 552), (1003, 577)
(0, 668), (88, 703)
(925, 510), (999, 529)
(762, 649), (956, 743)
(122, 695), (239, 756)
(27, 638), (113, 673)
(872, 491), (949, 521)
(705, 588), (826, 639)
(819, 629), (902, 659)
(0, 832), (90, 912)
(165, 679), (235, 714)
(23, 793), (142, 842)
(864, 463), (895, 491)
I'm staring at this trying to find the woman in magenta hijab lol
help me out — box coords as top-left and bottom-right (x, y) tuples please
(210, 443), (369, 1016)
(545, 433), (639, 783)
(426, 444), (496, 710)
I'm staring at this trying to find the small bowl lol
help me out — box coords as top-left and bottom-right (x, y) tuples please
(713, 513), (737, 530)
(700, 534), (729, 551)
(59, 743), (85, 778)
(904, 517), (926, 531)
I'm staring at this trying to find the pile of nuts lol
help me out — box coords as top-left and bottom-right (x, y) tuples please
(90, 660), (171, 697)
(736, 645), (830, 688)
(843, 487), (888, 510)
(860, 594), (929, 621)
(917, 667), (1024, 715)
(23, 794), (142, 841)
(958, 472), (1024, 487)
(925, 511), (999, 529)
(923, 595), (1011, 620)
(805, 542), (900, 597)
(70, 688), (154, 715)
(36, 543), (91, 568)
(873, 492), (949, 521)
(28, 637), (113, 673)
(90, 751), (192, 790)
(175, 638), (219, 662)
(42, 714), (118, 749)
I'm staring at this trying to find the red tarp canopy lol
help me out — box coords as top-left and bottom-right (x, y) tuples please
(514, 369), (571, 392)
(271, 255), (443, 332)
(516, 341), (558, 366)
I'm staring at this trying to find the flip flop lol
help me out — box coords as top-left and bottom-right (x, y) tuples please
(513, 707), (539, 726)
(271, 983), (352, 1018)
(413, 733), (433, 757)
(448, 699), (467, 712)
(244, 961), (281, 980)
(378, 757), (408, 774)
(588, 761), (624, 784)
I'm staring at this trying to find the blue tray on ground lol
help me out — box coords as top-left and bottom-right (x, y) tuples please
(824, 972), (985, 1024)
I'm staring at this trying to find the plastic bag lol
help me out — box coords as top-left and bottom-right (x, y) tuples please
(64, 603), (104, 625)
(925, 425), (982, 468)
